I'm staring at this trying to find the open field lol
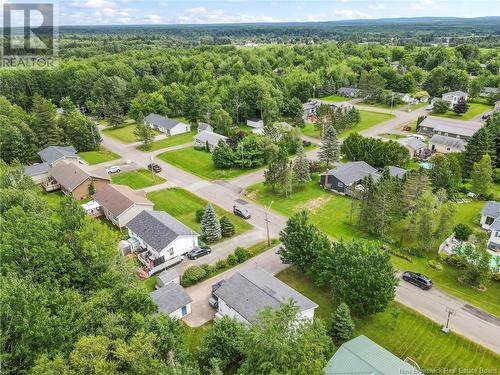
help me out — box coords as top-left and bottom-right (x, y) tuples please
(111, 169), (165, 189)
(301, 109), (395, 139)
(157, 148), (262, 180)
(102, 124), (139, 143)
(433, 102), (493, 121)
(78, 149), (120, 165)
(277, 268), (500, 369)
(139, 130), (196, 151)
(319, 94), (349, 102)
(147, 187), (252, 235)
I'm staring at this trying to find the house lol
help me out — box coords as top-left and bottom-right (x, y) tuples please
(430, 134), (467, 153)
(127, 210), (198, 276)
(81, 200), (103, 217)
(94, 184), (154, 228)
(320, 161), (379, 194)
(246, 118), (264, 129)
(387, 166), (407, 179)
(150, 282), (192, 319)
(330, 101), (354, 111)
(337, 87), (361, 98)
(44, 161), (110, 199)
(156, 269), (180, 289)
(480, 87), (499, 98)
(197, 122), (213, 133)
(144, 113), (191, 136)
(399, 93), (412, 103)
(213, 267), (317, 324)
(193, 131), (228, 152)
(323, 335), (422, 375)
(441, 90), (468, 106)
(38, 145), (79, 166)
(480, 201), (500, 252)
(390, 60), (400, 69)
(303, 101), (318, 117)
(24, 162), (50, 184)
(398, 137), (427, 158)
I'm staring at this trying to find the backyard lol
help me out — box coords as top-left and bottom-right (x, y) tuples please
(157, 147), (262, 180)
(433, 102), (493, 121)
(139, 130), (196, 151)
(277, 268), (500, 369)
(301, 109), (395, 139)
(78, 149), (120, 165)
(111, 169), (166, 189)
(319, 94), (349, 102)
(146, 187), (252, 235)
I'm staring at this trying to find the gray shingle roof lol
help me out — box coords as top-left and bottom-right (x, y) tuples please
(324, 161), (379, 186)
(24, 162), (50, 177)
(443, 90), (468, 97)
(481, 201), (500, 219)
(214, 267), (317, 323)
(420, 117), (482, 138)
(398, 137), (426, 151)
(387, 166), (406, 179)
(198, 122), (213, 132)
(127, 210), (197, 252)
(157, 269), (180, 286)
(490, 217), (500, 231)
(194, 131), (227, 147)
(430, 134), (467, 150)
(38, 145), (77, 164)
(150, 282), (192, 314)
(145, 113), (184, 130)
(338, 87), (360, 95)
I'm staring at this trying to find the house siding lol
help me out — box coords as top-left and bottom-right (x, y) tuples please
(321, 174), (346, 194)
(115, 204), (154, 228)
(217, 298), (250, 324)
(169, 302), (192, 319)
(169, 123), (191, 136)
(430, 142), (463, 154)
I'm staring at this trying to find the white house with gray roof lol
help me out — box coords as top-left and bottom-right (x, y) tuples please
(213, 267), (317, 324)
(127, 210), (198, 276)
(38, 145), (80, 166)
(337, 87), (361, 98)
(441, 90), (468, 106)
(150, 281), (192, 319)
(194, 131), (228, 152)
(480, 201), (500, 252)
(197, 122), (213, 133)
(145, 113), (191, 136)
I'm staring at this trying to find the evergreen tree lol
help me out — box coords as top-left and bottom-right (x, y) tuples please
(201, 203), (221, 243)
(329, 303), (355, 346)
(292, 146), (311, 185)
(318, 125), (340, 168)
(463, 126), (496, 175)
(220, 216), (235, 238)
(264, 146), (289, 194)
(30, 94), (63, 148)
(453, 97), (469, 114)
(134, 114), (155, 150)
(471, 154), (493, 198)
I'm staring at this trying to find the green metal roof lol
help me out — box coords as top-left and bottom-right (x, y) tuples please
(323, 335), (422, 375)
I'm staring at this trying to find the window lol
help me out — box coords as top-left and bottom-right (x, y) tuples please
(169, 248), (174, 256)
(338, 182), (344, 188)
(447, 147), (450, 151)
(181, 305), (188, 316)
(486, 216), (494, 225)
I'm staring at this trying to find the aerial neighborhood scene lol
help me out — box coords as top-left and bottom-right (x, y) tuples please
(1, 0), (500, 374)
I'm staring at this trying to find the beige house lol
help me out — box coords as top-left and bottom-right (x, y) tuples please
(94, 184), (154, 228)
(44, 161), (110, 200)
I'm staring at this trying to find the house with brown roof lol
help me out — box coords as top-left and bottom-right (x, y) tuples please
(44, 161), (110, 199)
(94, 184), (154, 228)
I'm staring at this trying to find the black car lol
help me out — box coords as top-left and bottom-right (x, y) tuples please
(148, 163), (162, 173)
(233, 205), (251, 219)
(211, 280), (225, 297)
(402, 271), (433, 290)
(482, 112), (491, 120)
(186, 246), (211, 260)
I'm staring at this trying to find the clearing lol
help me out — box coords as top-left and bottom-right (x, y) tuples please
(111, 169), (166, 190)
(432, 102), (493, 121)
(139, 130), (196, 151)
(78, 149), (120, 165)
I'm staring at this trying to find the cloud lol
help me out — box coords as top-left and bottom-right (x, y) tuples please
(331, 9), (372, 20)
(368, 4), (387, 11)
(145, 14), (162, 23)
(411, 0), (434, 10)
(172, 7), (280, 24)
(69, 0), (117, 9)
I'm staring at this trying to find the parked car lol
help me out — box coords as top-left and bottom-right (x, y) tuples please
(402, 271), (433, 290)
(208, 296), (218, 309)
(482, 112), (492, 120)
(425, 104), (434, 111)
(148, 163), (162, 173)
(106, 166), (121, 174)
(211, 280), (225, 297)
(233, 205), (251, 219)
(186, 246), (211, 260)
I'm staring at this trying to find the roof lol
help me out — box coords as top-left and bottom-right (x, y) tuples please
(323, 161), (379, 186)
(398, 137), (426, 151)
(157, 269), (180, 286)
(214, 267), (317, 323)
(194, 131), (227, 146)
(442, 90), (468, 97)
(387, 166), (406, 179)
(24, 162), (50, 177)
(481, 201), (500, 219)
(81, 200), (101, 210)
(94, 184), (153, 217)
(430, 134), (467, 151)
(198, 122), (213, 132)
(150, 282), (192, 314)
(145, 113), (184, 130)
(338, 87), (360, 93)
(482, 87), (499, 94)
(324, 335), (422, 375)
(49, 161), (109, 191)
(420, 117), (482, 137)
(490, 217), (500, 231)
(127, 210), (197, 252)
(38, 145), (77, 164)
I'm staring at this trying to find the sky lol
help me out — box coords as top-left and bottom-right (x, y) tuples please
(2, 0), (500, 26)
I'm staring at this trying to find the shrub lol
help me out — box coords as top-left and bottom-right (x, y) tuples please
(405, 247), (425, 258)
(492, 273), (500, 282)
(227, 254), (238, 266)
(220, 216), (235, 238)
(388, 248), (412, 262)
(439, 253), (468, 269)
(432, 99), (449, 114)
(308, 160), (324, 173)
(201, 263), (216, 276)
(181, 266), (207, 287)
(234, 247), (250, 263)
(195, 208), (206, 223)
(215, 259), (227, 270)
(428, 260), (443, 272)
(454, 224), (473, 241)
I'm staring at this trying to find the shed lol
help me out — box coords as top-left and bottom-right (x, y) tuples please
(156, 269), (180, 288)
(150, 282), (193, 319)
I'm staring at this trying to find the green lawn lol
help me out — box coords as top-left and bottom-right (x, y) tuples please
(146, 187), (252, 235)
(378, 133), (406, 140)
(157, 147), (262, 180)
(301, 110), (394, 139)
(277, 268), (500, 369)
(433, 102), (493, 121)
(102, 124), (139, 143)
(111, 169), (165, 190)
(319, 94), (349, 102)
(78, 149), (120, 165)
(139, 130), (196, 151)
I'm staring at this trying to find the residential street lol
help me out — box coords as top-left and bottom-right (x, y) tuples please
(98, 110), (500, 354)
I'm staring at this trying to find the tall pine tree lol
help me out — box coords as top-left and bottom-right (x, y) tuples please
(329, 303), (355, 346)
(201, 203), (222, 243)
(318, 125), (340, 168)
(292, 146), (311, 185)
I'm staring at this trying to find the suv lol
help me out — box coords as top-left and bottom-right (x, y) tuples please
(233, 205), (251, 219)
(148, 163), (162, 173)
(186, 246), (211, 260)
(402, 271), (433, 290)
(106, 166), (121, 174)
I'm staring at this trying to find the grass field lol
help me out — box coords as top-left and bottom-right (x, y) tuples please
(277, 268), (500, 370)
(432, 102), (493, 121)
(157, 148), (262, 180)
(319, 94), (348, 102)
(139, 130), (196, 151)
(102, 124), (139, 143)
(111, 169), (165, 189)
(378, 133), (406, 140)
(78, 149), (120, 165)
(146, 187), (252, 235)
(301, 110), (394, 139)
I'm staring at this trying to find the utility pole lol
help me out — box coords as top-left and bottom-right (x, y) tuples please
(241, 142), (244, 169)
(265, 201), (274, 246)
(441, 307), (456, 333)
